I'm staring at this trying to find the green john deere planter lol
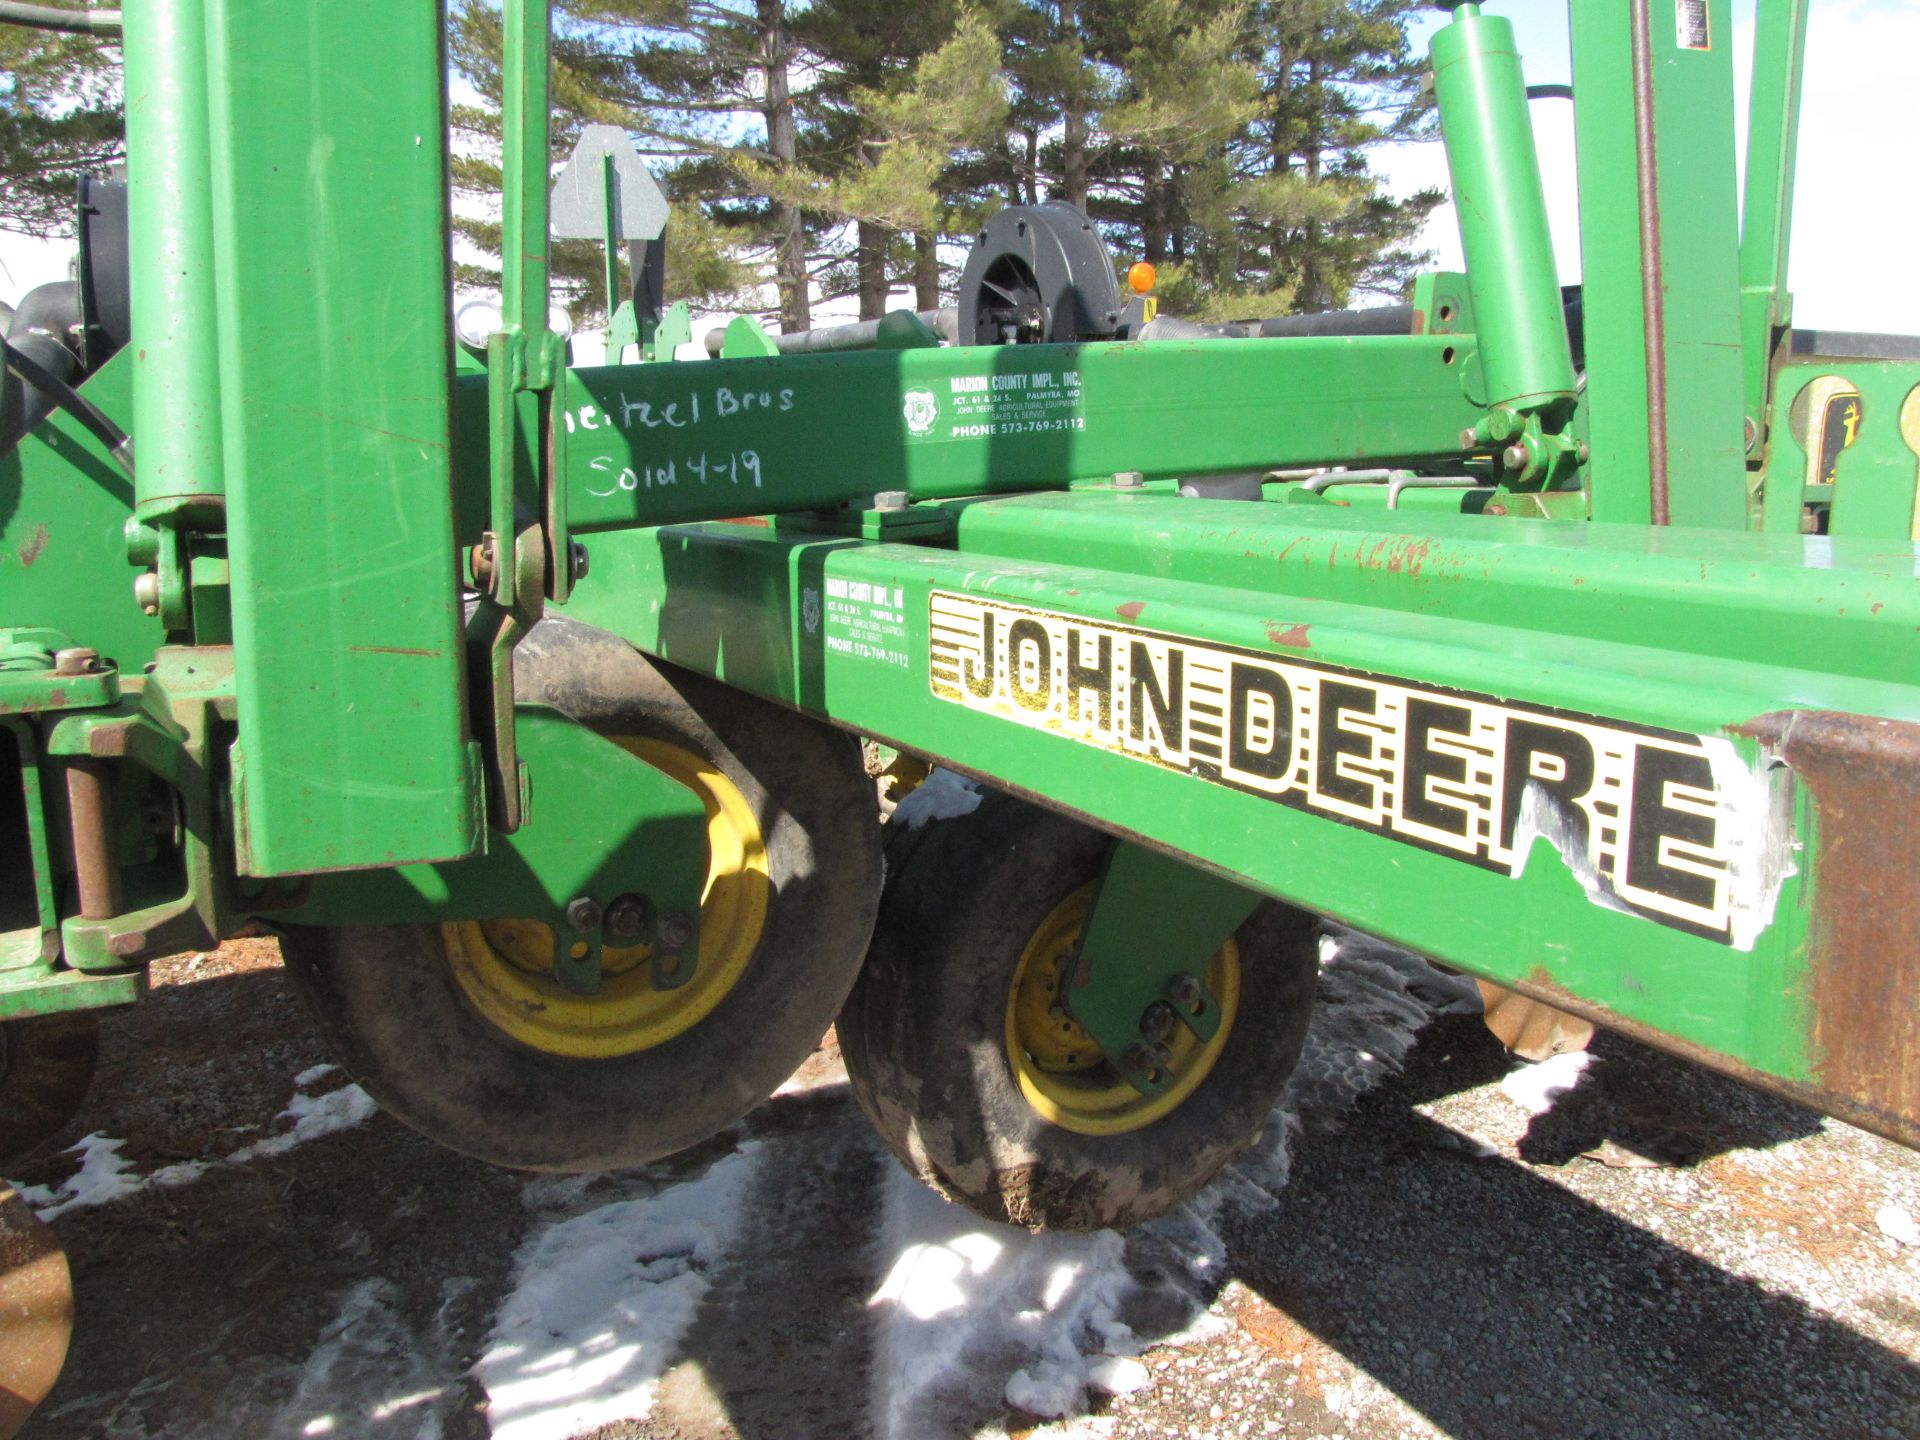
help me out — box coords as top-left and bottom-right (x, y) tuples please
(1, 0), (1916, 1420)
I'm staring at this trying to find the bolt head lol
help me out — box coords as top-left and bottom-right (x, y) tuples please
(659, 911), (695, 950)
(1111, 470), (1144, 489)
(605, 894), (649, 939)
(564, 896), (603, 932)
(1168, 972), (1204, 1008)
(132, 572), (160, 616)
(569, 540), (590, 581)
(1458, 428), (1478, 450)
(1502, 443), (1529, 472)
(1139, 1000), (1177, 1042)
(1124, 1041), (1158, 1074)
(873, 490), (909, 512)
(53, 647), (99, 676)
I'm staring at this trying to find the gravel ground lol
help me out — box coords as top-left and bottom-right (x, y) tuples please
(8, 938), (1918, 1439)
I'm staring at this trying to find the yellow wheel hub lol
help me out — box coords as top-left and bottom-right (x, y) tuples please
(442, 738), (769, 1059)
(1004, 881), (1240, 1136)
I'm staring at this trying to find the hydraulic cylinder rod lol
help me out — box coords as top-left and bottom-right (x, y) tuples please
(122, 0), (225, 522)
(1430, 3), (1577, 416)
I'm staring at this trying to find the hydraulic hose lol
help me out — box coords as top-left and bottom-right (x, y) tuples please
(1, 281), (82, 447)
(0, 3), (122, 36)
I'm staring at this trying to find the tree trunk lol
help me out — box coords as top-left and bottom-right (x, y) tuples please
(756, 0), (809, 332)
(857, 220), (890, 320)
(1058, 0), (1088, 207)
(913, 230), (941, 310)
(1142, 156), (1167, 264)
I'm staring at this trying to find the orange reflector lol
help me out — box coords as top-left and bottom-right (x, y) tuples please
(1127, 261), (1157, 295)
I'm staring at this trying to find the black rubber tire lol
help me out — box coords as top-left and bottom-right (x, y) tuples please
(0, 1013), (98, 1164)
(279, 616), (882, 1172)
(840, 792), (1319, 1231)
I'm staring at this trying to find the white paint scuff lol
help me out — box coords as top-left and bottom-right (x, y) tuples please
(474, 1142), (763, 1440)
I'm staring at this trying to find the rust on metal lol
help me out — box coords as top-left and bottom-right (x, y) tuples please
(0, 1186), (72, 1439)
(1737, 709), (1920, 1142)
(62, 758), (122, 921)
(1476, 978), (1595, 1061)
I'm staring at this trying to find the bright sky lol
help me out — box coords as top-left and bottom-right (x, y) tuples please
(4, 1), (1915, 338)
(1373, 0), (1920, 334)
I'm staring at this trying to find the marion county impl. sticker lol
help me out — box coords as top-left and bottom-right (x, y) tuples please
(901, 390), (938, 435)
(927, 589), (1792, 948)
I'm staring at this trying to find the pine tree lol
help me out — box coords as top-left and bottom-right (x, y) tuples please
(1237, 0), (1441, 311)
(0, 14), (122, 238)
(448, 0), (796, 327)
(767, 2), (1007, 318)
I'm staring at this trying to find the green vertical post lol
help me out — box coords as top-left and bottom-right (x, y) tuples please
(201, 0), (478, 874)
(1429, 4), (1576, 417)
(121, 0), (225, 524)
(1571, 0), (1748, 528)
(1738, 0), (1810, 456)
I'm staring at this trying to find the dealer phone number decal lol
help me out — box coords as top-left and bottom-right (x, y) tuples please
(928, 590), (1777, 945)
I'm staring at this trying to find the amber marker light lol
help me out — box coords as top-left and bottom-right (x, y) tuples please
(1126, 261), (1157, 295)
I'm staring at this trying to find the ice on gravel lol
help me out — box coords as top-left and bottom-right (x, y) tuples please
(14, 1067), (375, 1220)
(1498, 1048), (1595, 1116)
(475, 1141), (763, 1440)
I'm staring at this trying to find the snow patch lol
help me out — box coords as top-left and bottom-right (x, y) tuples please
(475, 1142), (762, 1440)
(228, 1082), (378, 1163)
(891, 768), (983, 829)
(17, 1068), (375, 1221)
(1499, 1049), (1594, 1116)
(1875, 1204), (1920, 1247)
(15, 1133), (208, 1221)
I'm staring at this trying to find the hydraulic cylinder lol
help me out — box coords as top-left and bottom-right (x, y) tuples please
(122, 0), (226, 523)
(1430, 3), (1577, 416)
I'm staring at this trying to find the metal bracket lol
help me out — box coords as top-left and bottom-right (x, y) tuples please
(1067, 841), (1261, 1095)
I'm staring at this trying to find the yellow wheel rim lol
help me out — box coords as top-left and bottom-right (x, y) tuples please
(441, 737), (769, 1059)
(1004, 881), (1240, 1137)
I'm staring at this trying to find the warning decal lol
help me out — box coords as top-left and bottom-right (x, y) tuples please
(929, 590), (1784, 946)
(1676, 0), (1710, 51)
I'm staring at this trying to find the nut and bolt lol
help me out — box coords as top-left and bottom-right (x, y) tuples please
(469, 535), (497, 589)
(1138, 1000), (1177, 1043)
(563, 896), (603, 932)
(873, 490), (909, 512)
(569, 540), (590, 581)
(132, 573), (160, 616)
(1111, 470), (1144, 489)
(53, 647), (99, 676)
(659, 910), (695, 950)
(605, 894), (650, 940)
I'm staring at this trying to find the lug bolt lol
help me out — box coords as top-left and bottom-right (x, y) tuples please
(659, 910), (695, 950)
(605, 894), (649, 940)
(564, 896), (603, 932)
(1139, 1000), (1176, 1042)
(53, 647), (99, 676)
